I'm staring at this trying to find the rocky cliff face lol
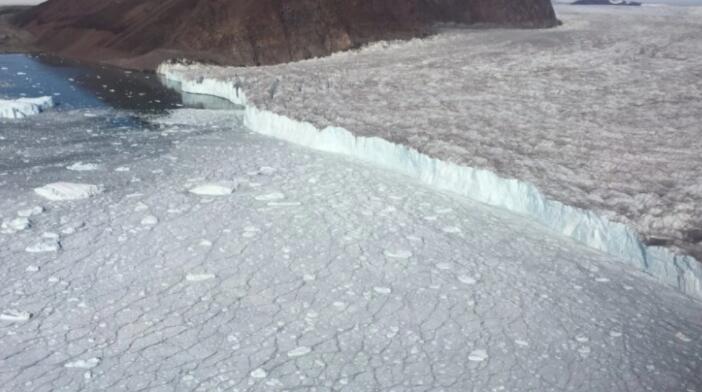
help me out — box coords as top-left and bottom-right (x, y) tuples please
(19, 0), (557, 70)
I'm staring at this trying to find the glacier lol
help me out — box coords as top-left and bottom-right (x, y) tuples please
(157, 62), (702, 300)
(0, 96), (54, 119)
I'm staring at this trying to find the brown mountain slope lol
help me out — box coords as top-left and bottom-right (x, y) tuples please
(18, 0), (558, 70)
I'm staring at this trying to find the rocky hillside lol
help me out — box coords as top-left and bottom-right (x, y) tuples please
(18, 0), (558, 70)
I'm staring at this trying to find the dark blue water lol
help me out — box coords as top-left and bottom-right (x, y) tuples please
(0, 54), (236, 191)
(0, 53), (233, 112)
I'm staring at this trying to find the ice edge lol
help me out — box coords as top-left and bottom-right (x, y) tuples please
(157, 63), (702, 300)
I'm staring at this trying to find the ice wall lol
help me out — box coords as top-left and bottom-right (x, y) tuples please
(0, 96), (54, 119)
(158, 63), (702, 300)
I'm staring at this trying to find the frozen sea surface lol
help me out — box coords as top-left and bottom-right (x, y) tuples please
(155, 5), (702, 262)
(1, 108), (701, 391)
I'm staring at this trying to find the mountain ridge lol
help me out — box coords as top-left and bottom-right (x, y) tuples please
(17, 0), (558, 70)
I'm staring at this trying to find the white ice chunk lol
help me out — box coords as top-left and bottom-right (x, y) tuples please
(1, 217), (30, 234)
(140, 215), (159, 226)
(255, 192), (285, 201)
(186, 273), (216, 282)
(17, 206), (44, 218)
(468, 349), (489, 362)
(373, 287), (392, 295)
(458, 275), (478, 285)
(67, 162), (101, 171)
(258, 166), (277, 176)
(0, 310), (32, 322)
(675, 332), (692, 343)
(383, 249), (413, 259)
(64, 358), (101, 369)
(26, 241), (60, 253)
(34, 183), (102, 201)
(0, 96), (54, 119)
(189, 182), (237, 196)
(287, 346), (312, 357)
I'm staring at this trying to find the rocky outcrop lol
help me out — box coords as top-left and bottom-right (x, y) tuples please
(19, 0), (558, 70)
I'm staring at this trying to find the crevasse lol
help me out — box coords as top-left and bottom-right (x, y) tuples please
(157, 62), (702, 300)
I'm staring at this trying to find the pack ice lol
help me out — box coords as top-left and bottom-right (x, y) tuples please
(0, 96), (54, 119)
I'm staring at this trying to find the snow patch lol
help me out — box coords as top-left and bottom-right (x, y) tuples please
(157, 64), (702, 300)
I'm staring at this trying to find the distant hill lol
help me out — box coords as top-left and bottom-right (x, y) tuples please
(16, 0), (558, 70)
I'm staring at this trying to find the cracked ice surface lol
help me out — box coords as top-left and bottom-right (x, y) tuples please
(158, 5), (702, 264)
(1, 109), (700, 391)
